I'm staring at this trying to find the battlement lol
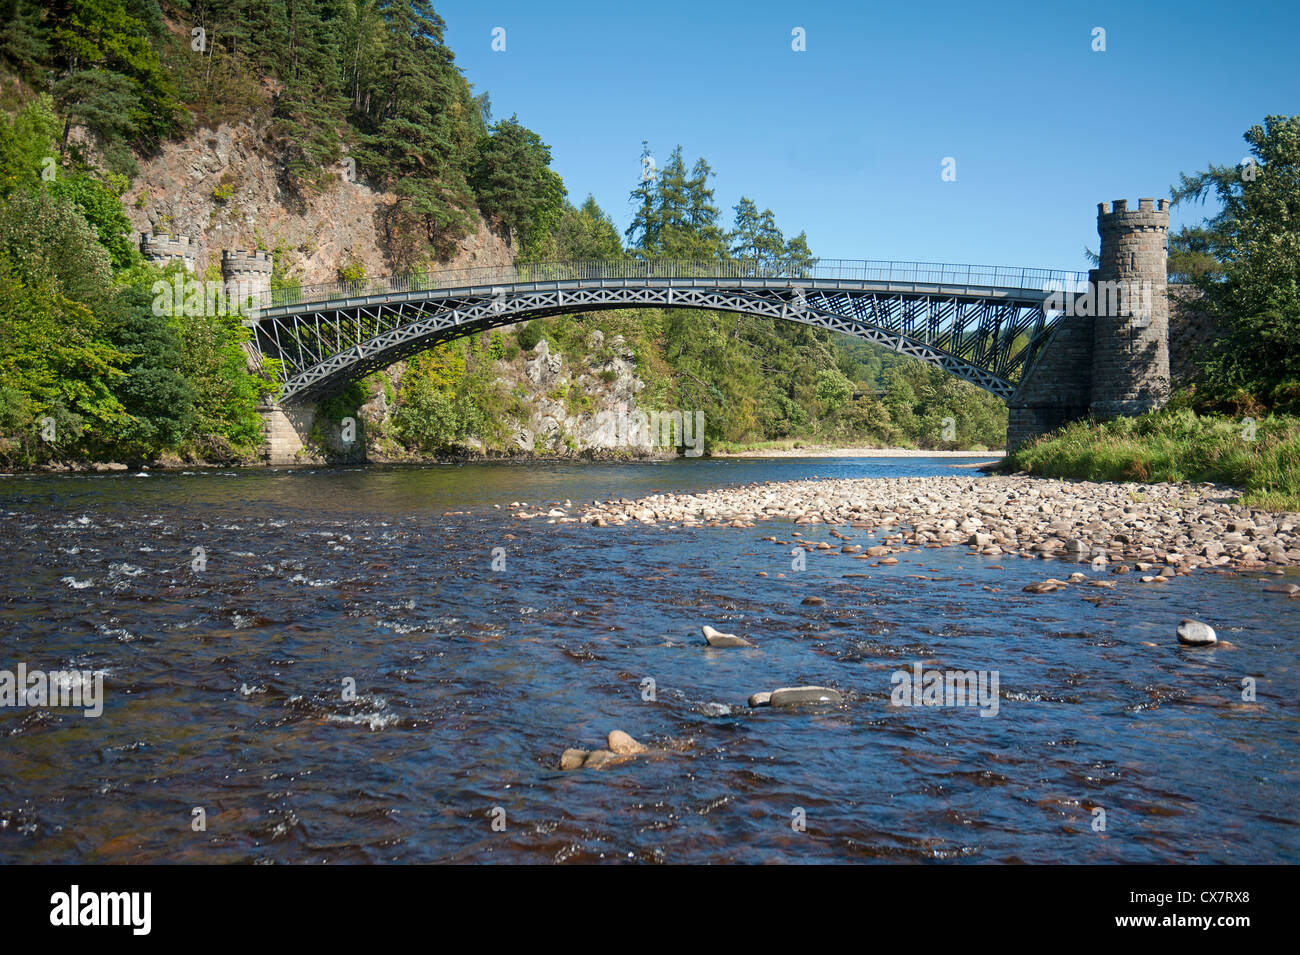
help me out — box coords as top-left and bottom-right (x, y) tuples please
(221, 249), (274, 274)
(140, 233), (197, 270)
(1098, 198), (1170, 233)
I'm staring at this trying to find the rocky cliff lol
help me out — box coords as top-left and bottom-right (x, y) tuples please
(123, 118), (512, 282)
(124, 118), (667, 462)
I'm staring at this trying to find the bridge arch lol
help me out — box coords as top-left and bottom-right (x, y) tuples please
(245, 261), (1084, 404)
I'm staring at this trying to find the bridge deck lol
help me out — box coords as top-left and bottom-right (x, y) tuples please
(251, 258), (1088, 320)
(252, 274), (1076, 322)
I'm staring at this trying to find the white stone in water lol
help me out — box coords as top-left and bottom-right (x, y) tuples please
(608, 730), (647, 755)
(1177, 619), (1217, 646)
(702, 624), (753, 648)
(748, 692), (772, 707)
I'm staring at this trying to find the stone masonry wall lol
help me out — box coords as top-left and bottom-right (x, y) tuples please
(1168, 284), (1218, 387)
(1006, 311), (1095, 451)
(1089, 199), (1171, 419)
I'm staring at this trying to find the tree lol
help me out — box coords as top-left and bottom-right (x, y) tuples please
(0, 0), (49, 78)
(626, 140), (661, 253)
(553, 195), (624, 260)
(1172, 114), (1300, 409)
(353, 0), (480, 256)
(105, 285), (197, 458)
(729, 197), (784, 260)
(470, 115), (566, 256)
(0, 253), (131, 458)
(814, 368), (853, 414)
(1167, 225), (1222, 284)
(44, 0), (182, 149)
(0, 187), (114, 313)
(53, 68), (140, 175)
(728, 197), (817, 274)
(49, 169), (137, 272)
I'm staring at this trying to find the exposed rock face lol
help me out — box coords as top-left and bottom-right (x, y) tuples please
(123, 119), (512, 283)
(507, 335), (658, 457)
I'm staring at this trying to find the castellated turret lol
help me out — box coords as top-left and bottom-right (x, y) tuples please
(1089, 198), (1171, 419)
(221, 249), (273, 315)
(139, 233), (196, 272)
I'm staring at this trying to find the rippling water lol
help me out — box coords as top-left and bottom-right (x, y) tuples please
(1, 458), (1296, 863)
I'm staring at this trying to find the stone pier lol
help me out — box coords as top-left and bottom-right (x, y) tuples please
(260, 401), (316, 465)
(1007, 198), (1174, 451)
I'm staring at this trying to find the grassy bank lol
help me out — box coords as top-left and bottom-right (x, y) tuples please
(1005, 408), (1300, 511)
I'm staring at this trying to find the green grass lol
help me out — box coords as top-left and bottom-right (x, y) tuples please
(1006, 408), (1300, 511)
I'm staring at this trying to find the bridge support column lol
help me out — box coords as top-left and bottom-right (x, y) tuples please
(1006, 308), (1095, 451)
(260, 401), (317, 466)
(1006, 198), (1171, 452)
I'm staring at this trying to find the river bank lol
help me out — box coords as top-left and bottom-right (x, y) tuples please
(711, 446), (1003, 459)
(5, 445), (997, 474)
(1005, 409), (1300, 512)
(541, 474), (1300, 576)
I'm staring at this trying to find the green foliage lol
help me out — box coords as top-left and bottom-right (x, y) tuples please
(318, 379), (368, 421)
(627, 144), (727, 258)
(52, 67), (139, 176)
(104, 285), (197, 459)
(337, 261), (367, 284)
(729, 196), (816, 273)
(1008, 407), (1300, 511)
(0, 186), (114, 312)
(551, 195), (625, 260)
(515, 320), (544, 352)
(1167, 225), (1222, 284)
(470, 114), (566, 258)
(1172, 115), (1300, 408)
(43, 0), (182, 150)
(392, 342), (481, 451)
(0, 253), (131, 463)
(814, 368), (853, 414)
(169, 297), (276, 458)
(48, 167), (136, 271)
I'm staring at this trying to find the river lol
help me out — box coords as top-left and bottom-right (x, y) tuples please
(0, 457), (1296, 863)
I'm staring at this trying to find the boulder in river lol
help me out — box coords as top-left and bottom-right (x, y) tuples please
(560, 748), (589, 770)
(770, 686), (843, 706)
(702, 624), (753, 648)
(748, 692), (773, 707)
(1177, 618), (1217, 646)
(608, 730), (647, 755)
(583, 749), (617, 769)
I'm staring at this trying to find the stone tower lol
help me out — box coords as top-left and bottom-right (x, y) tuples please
(220, 249), (273, 317)
(139, 233), (196, 272)
(1089, 198), (1170, 419)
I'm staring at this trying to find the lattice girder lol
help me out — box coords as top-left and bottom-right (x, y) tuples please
(247, 280), (1059, 403)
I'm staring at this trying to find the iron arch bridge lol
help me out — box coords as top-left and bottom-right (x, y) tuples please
(244, 259), (1089, 403)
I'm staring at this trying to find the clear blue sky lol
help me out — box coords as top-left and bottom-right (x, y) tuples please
(439, 0), (1299, 270)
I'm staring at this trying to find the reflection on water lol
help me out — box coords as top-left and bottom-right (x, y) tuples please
(0, 459), (1296, 863)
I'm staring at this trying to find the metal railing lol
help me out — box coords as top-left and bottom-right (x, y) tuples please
(261, 258), (1090, 311)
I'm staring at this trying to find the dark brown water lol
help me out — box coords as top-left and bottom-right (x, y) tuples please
(1, 459), (1296, 863)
